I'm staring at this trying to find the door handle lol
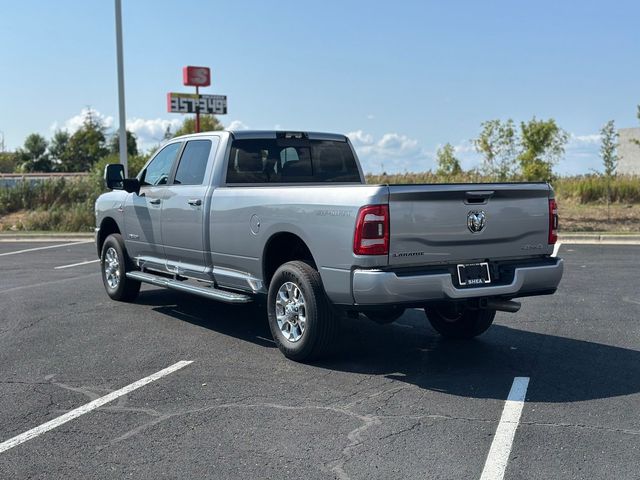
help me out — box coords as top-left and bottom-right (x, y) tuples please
(149, 198), (161, 205)
(187, 198), (202, 206)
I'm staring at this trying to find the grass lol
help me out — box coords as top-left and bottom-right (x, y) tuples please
(0, 171), (638, 232)
(559, 200), (640, 233)
(0, 176), (101, 232)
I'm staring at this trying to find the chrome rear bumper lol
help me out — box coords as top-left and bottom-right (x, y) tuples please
(352, 258), (563, 305)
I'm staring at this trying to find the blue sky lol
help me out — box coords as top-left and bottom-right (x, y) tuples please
(1, 0), (638, 174)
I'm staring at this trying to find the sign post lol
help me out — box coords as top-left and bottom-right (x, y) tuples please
(195, 86), (200, 133)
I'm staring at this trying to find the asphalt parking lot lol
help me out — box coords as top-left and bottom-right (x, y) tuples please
(0, 241), (639, 479)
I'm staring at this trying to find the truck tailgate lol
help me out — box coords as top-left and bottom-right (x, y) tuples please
(388, 183), (552, 266)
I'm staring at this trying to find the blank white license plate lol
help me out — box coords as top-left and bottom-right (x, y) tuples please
(457, 262), (491, 286)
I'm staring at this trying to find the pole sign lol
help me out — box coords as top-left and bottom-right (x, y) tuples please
(167, 93), (228, 115)
(183, 66), (211, 87)
(167, 66), (226, 133)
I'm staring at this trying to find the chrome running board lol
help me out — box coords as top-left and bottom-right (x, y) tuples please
(126, 271), (252, 304)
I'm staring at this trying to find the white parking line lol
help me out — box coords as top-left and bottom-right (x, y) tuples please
(0, 240), (92, 257)
(551, 242), (562, 257)
(479, 376), (530, 480)
(54, 259), (100, 270)
(0, 360), (193, 454)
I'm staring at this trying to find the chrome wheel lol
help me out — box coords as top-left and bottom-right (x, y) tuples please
(275, 281), (307, 343)
(104, 246), (121, 289)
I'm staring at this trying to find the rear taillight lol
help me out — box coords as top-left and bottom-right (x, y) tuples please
(353, 205), (389, 255)
(548, 199), (558, 244)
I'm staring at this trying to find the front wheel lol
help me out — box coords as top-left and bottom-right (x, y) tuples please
(424, 303), (495, 339)
(100, 233), (140, 302)
(267, 261), (337, 361)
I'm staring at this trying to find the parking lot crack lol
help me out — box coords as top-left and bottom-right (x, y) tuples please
(325, 411), (381, 480)
(0, 379), (51, 385)
(337, 382), (406, 410)
(377, 419), (422, 441)
(52, 381), (104, 402)
(94, 399), (383, 480)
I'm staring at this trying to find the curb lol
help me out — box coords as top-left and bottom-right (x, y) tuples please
(0, 233), (94, 243)
(559, 234), (640, 245)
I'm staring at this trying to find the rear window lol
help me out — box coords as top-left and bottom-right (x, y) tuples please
(225, 138), (360, 184)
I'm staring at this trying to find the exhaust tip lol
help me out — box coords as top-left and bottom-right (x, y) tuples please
(485, 299), (521, 313)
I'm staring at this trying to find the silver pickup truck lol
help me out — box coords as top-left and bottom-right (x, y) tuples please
(96, 130), (563, 361)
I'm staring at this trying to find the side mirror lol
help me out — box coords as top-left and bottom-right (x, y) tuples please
(104, 163), (140, 195)
(104, 163), (125, 189)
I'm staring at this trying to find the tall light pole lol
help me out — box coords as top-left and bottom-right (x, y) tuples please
(115, 0), (128, 176)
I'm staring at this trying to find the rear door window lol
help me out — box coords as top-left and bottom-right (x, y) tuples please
(173, 140), (212, 185)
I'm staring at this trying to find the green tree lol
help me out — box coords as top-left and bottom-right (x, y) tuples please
(600, 120), (619, 221)
(435, 143), (462, 177)
(60, 115), (109, 171)
(518, 118), (568, 181)
(16, 133), (51, 172)
(173, 115), (224, 137)
(600, 120), (618, 178)
(0, 151), (18, 173)
(108, 130), (139, 157)
(48, 130), (71, 171)
(473, 119), (518, 180)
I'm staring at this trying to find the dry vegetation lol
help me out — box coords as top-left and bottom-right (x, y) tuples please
(0, 173), (639, 232)
(558, 200), (640, 233)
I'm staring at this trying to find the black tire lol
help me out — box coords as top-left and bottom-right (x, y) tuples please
(424, 303), (495, 339)
(100, 233), (141, 302)
(365, 307), (406, 325)
(267, 261), (337, 361)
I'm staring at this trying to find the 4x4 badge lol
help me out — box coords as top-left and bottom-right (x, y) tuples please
(467, 211), (486, 233)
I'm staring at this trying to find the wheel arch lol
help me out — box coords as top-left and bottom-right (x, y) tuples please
(97, 216), (121, 256)
(262, 231), (317, 288)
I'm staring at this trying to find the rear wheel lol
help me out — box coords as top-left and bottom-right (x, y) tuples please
(100, 233), (140, 302)
(365, 307), (406, 325)
(424, 303), (495, 339)
(267, 261), (337, 361)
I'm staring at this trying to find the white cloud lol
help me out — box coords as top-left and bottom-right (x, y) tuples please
(126, 117), (182, 150)
(570, 133), (601, 144)
(377, 133), (420, 154)
(366, 114), (375, 120)
(452, 140), (476, 154)
(347, 129), (374, 146)
(50, 107), (114, 134)
(347, 130), (430, 173)
(227, 120), (249, 130)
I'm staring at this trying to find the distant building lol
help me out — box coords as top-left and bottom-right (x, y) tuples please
(618, 127), (640, 174)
